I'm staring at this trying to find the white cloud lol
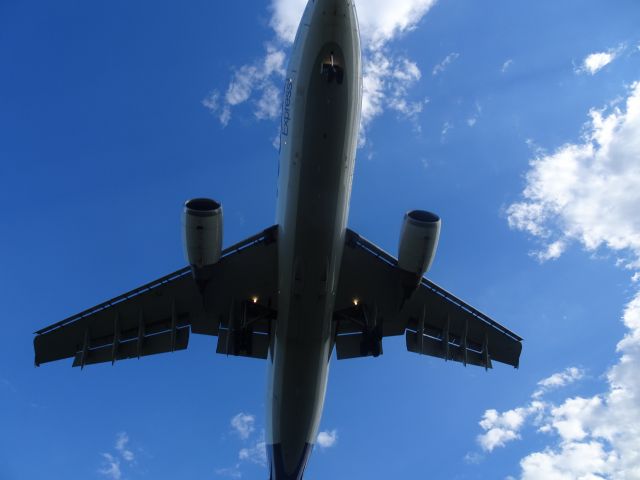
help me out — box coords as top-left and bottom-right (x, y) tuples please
(488, 81), (640, 479)
(464, 451), (484, 465)
(98, 453), (122, 480)
(483, 266), (640, 479)
(359, 52), (426, 143)
(207, 1), (437, 141)
(225, 46), (285, 108)
(466, 102), (482, 128)
(216, 465), (243, 478)
(238, 439), (267, 467)
(477, 402), (545, 452)
(98, 432), (136, 480)
(219, 107), (231, 127)
(115, 432), (135, 463)
(578, 50), (618, 75)
(532, 367), (585, 399)
(219, 415), (266, 477)
(476, 366), (587, 453)
(502, 59), (513, 73)
(441, 121), (453, 140)
(231, 413), (256, 440)
(533, 239), (567, 262)
(255, 83), (282, 120)
(202, 91), (219, 112)
(520, 441), (617, 480)
(507, 82), (640, 270)
(204, 44), (286, 126)
(316, 429), (338, 449)
(432, 52), (460, 76)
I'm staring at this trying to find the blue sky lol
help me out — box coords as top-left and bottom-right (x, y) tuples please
(2, 0), (640, 478)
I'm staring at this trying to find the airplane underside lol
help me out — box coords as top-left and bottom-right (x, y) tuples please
(32, 2), (522, 479)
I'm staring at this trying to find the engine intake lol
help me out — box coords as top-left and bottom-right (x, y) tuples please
(182, 198), (223, 270)
(398, 210), (441, 279)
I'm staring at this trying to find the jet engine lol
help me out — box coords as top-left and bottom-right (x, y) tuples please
(182, 198), (223, 277)
(397, 210), (441, 279)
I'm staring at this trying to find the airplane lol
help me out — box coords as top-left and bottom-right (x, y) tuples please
(33, 1), (523, 478)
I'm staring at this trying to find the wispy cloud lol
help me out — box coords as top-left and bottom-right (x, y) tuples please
(316, 429), (338, 449)
(532, 367), (585, 399)
(463, 451), (484, 465)
(360, 52), (426, 143)
(238, 438), (267, 467)
(466, 102), (482, 128)
(99, 453), (122, 480)
(115, 432), (135, 462)
(432, 52), (459, 76)
(203, 44), (286, 126)
(218, 412), (268, 476)
(441, 121), (453, 141)
(231, 413), (256, 440)
(215, 465), (243, 478)
(0, 377), (17, 393)
(501, 59), (513, 73)
(98, 432), (137, 480)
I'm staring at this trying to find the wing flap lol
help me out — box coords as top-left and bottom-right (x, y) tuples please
(71, 327), (190, 367)
(34, 273), (197, 366)
(405, 330), (491, 368)
(404, 284), (521, 368)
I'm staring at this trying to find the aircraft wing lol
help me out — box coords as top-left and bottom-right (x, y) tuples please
(333, 229), (522, 368)
(34, 226), (278, 367)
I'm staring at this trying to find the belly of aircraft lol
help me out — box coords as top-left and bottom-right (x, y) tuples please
(267, 43), (352, 479)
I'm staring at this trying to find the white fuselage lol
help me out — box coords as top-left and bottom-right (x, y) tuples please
(266, 1), (361, 477)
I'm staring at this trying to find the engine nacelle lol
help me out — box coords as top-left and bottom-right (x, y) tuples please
(398, 210), (441, 278)
(182, 198), (223, 269)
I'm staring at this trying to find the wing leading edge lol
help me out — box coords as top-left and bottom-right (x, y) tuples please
(34, 226), (279, 367)
(333, 229), (522, 368)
